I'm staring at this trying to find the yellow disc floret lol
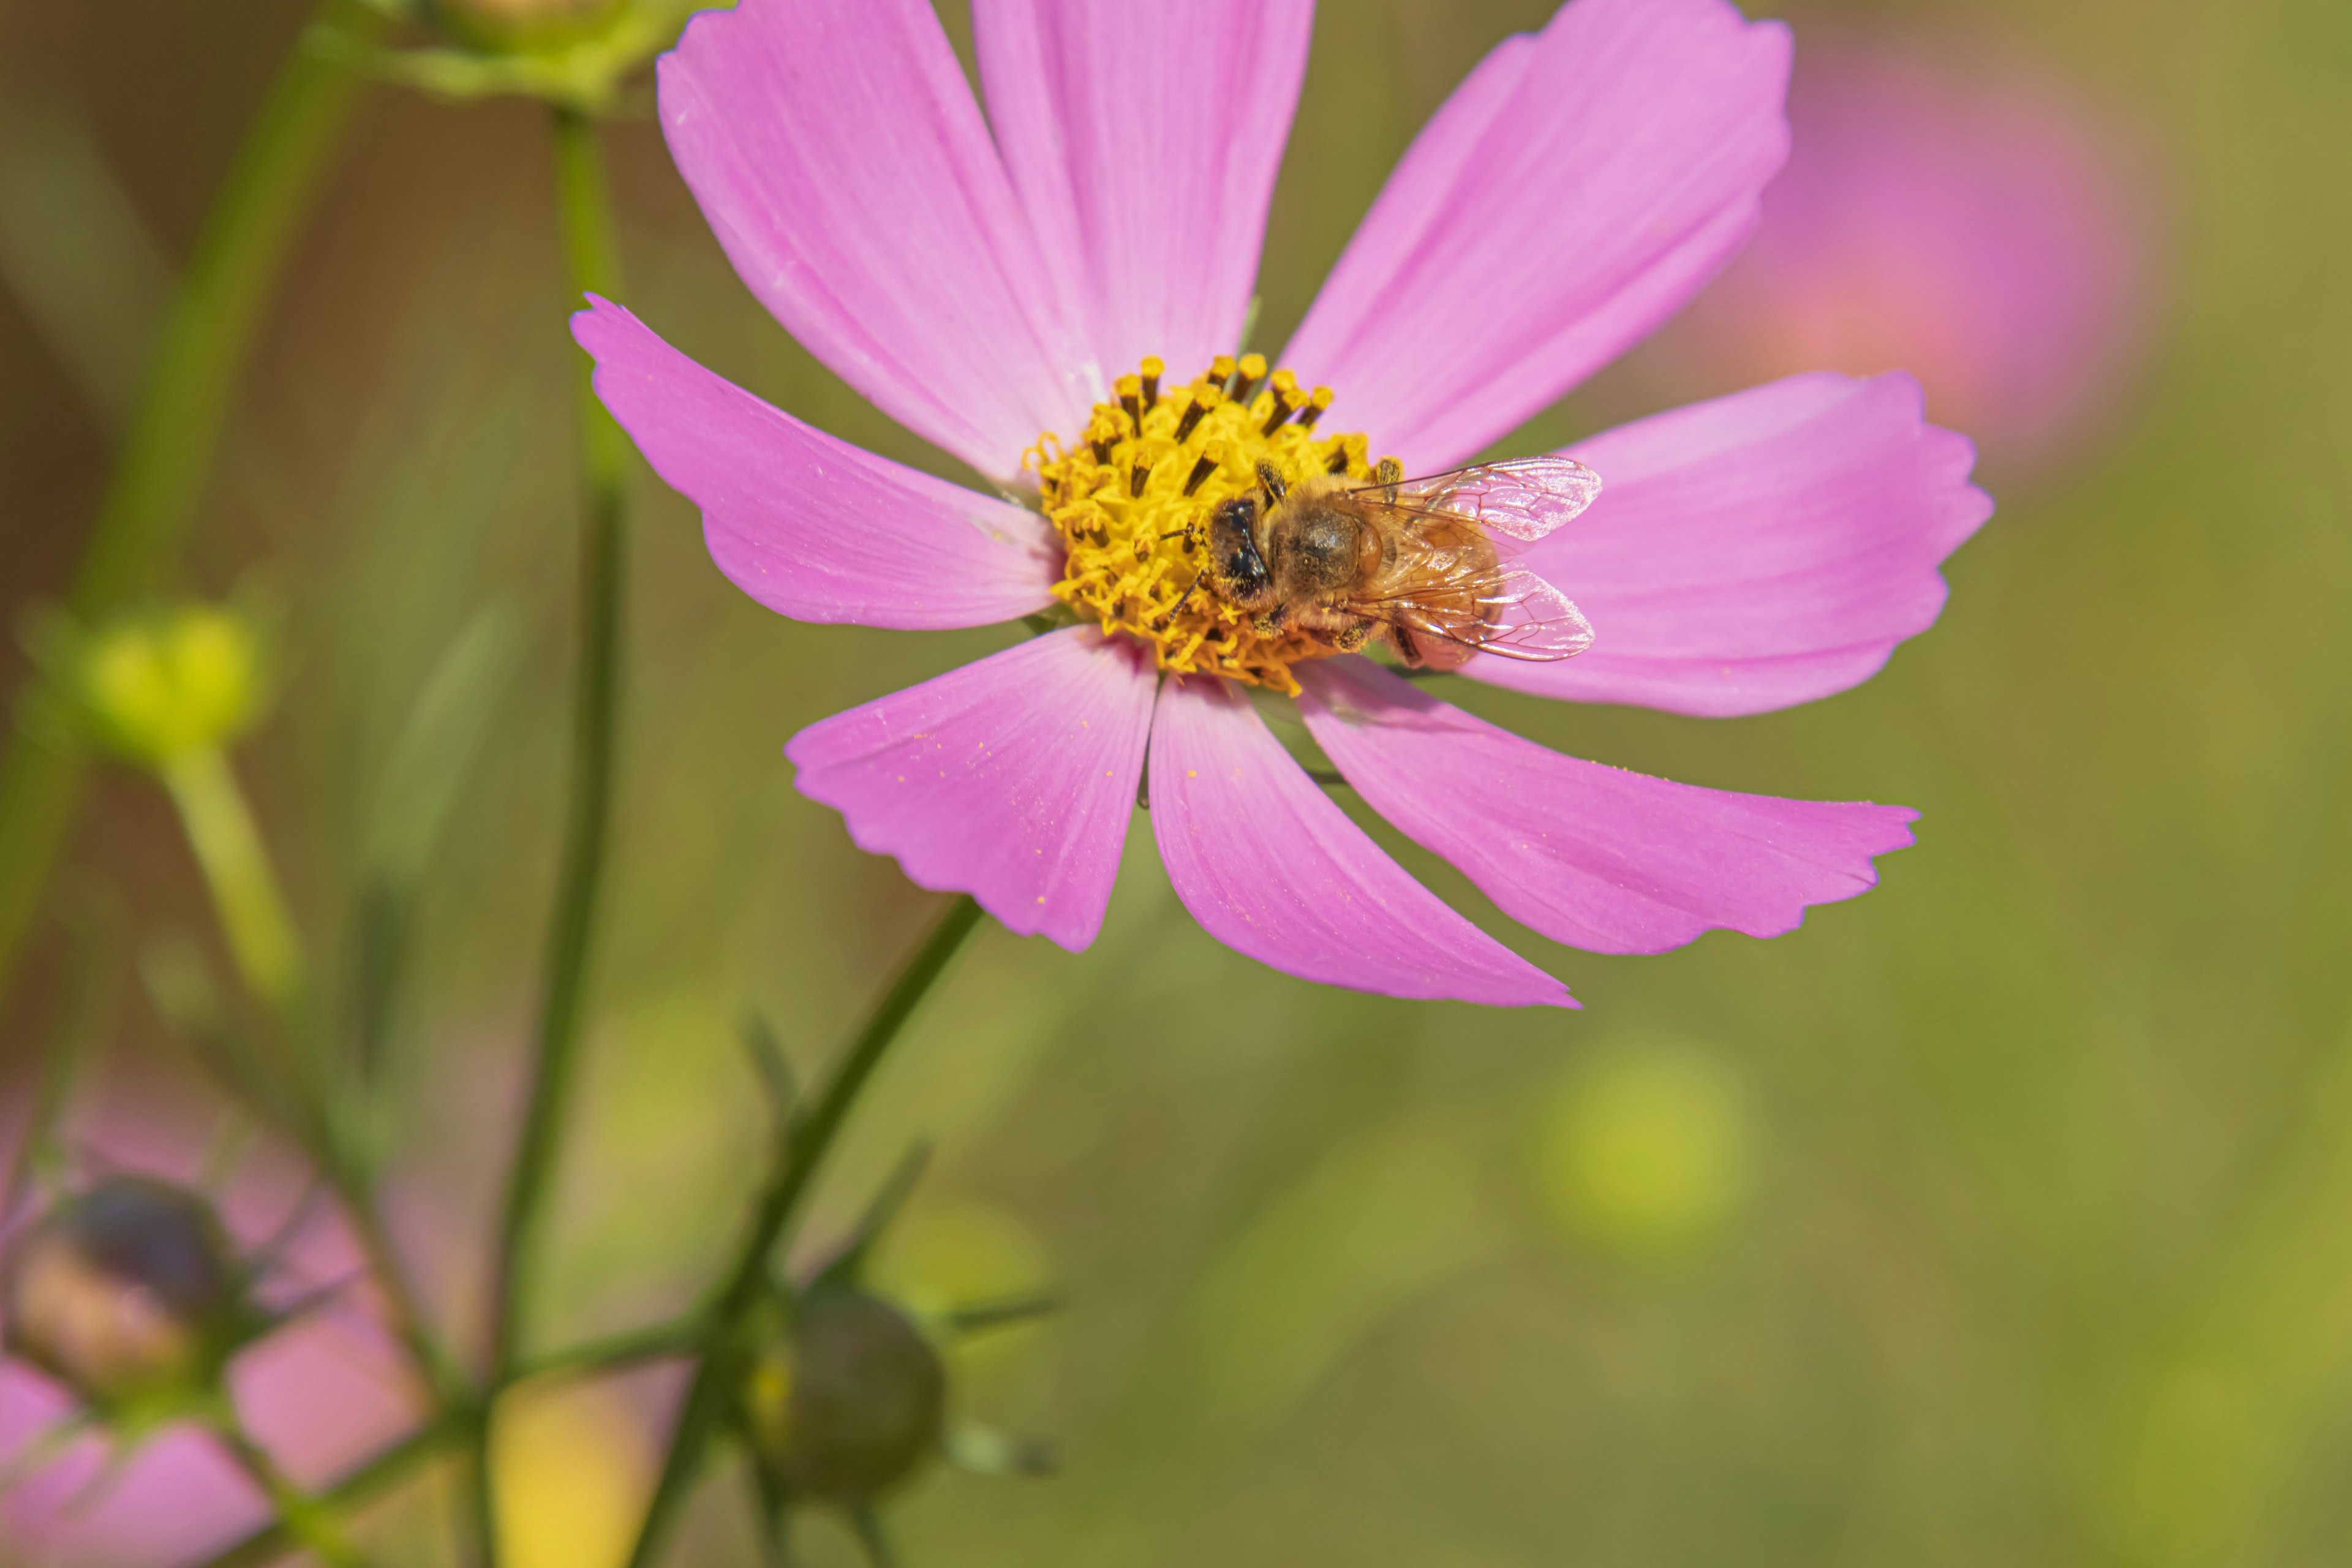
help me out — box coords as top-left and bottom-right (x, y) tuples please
(1023, 353), (1386, 696)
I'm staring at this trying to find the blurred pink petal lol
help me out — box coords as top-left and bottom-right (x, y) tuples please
(574, 298), (1061, 630)
(0, 1367), (262, 1565)
(785, 628), (1156, 951)
(1283, 0), (1790, 471)
(1470, 372), (1989, 717)
(1148, 676), (1573, 1007)
(1634, 31), (2155, 469)
(974, 0), (1312, 385)
(659, 0), (1087, 477)
(1298, 658), (1917, 955)
(0, 1093), (419, 1565)
(232, 1313), (418, 1491)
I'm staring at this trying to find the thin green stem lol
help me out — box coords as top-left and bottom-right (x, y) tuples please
(625, 895), (986, 1568)
(474, 105), (630, 1567)
(209, 1411), (374, 1568)
(0, 887), (117, 1221)
(488, 103), (628, 1376)
(325, 1159), (467, 1405)
(516, 1311), (707, 1383)
(150, 748), (457, 1400)
(153, 683), (456, 1412)
(161, 747), (303, 1016)
(0, 0), (380, 1003)
(195, 1415), (465, 1568)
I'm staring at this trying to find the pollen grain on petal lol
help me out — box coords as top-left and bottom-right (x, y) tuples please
(1024, 358), (1376, 695)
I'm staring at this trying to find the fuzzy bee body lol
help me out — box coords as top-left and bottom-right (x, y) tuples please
(1194, 457), (1601, 669)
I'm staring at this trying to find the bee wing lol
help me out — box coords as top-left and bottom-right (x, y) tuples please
(1346, 561), (1596, 663)
(1468, 564), (1596, 660)
(1348, 455), (1603, 546)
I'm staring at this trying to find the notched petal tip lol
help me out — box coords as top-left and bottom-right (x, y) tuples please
(1300, 658), (1921, 958)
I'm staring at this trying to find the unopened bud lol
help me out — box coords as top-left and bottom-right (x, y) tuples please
(3, 1177), (243, 1405)
(742, 1290), (946, 1503)
(72, 603), (268, 767)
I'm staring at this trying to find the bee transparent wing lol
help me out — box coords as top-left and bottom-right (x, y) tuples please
(1349, 455), (1603, 546)
(1346, 561), (1595, 663)
(1455, 564), (1595, 661)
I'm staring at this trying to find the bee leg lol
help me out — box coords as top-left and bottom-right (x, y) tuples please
(1332, 621), (1374, 654)
(1251, 604), (1289, 636)
(1387, 624), (1422, 665)
(1155, 570), (1207, 628)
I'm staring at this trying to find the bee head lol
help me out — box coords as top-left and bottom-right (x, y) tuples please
(1207, 496), (1272, 606)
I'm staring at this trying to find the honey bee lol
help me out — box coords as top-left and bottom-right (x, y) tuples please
(1178, 456), (1602, 670)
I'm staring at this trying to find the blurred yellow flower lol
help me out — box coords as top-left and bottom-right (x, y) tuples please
(492, 1379), (655, 1568)
(1533, 1038), (1757, 1260)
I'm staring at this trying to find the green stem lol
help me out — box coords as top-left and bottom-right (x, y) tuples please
(210, 1412), (374, 1568)
(0, 0), (379, 1003)
(195, 1415), (465, 1568)
(624, 895), (985, 1568)
(157, 744), (461, 1399)
(162, 746), (303, 1016)
(474, 105), (630, 1566)
(151, 742), (458, 1402)
(326, 1158), (467, 1404)
(516, 1311), (707, 1383)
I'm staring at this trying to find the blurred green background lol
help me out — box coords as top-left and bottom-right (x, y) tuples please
(3, 0), (2350, 1563)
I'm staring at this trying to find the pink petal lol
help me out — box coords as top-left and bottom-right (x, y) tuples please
(575, 298), (1060, 630)
(1283, 0), (1790, 472)
(1472, 371), (1991, 716)
(1298, 658), (1917, 956)
(1148, 676), (1572, 1008)
(974, 0), (1313, 386)
(658, 0), (1086, 478)
(785, 628), (1155, 951)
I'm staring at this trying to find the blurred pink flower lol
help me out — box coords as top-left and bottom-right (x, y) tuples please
(1629, 29), (2158, 472)
(578, 0), (1992, 1006)
(0, 1085), (420, 1567)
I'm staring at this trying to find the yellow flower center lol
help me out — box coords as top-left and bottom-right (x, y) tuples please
(1023, 354), (1389, 696)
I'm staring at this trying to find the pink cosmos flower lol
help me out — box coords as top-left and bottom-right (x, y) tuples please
(1622, 29), (2157, 472)
(576, 0), (1992, 1008)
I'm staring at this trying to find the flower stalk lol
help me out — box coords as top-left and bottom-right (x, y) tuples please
(625, 894), (985, 1568)
(208, 1408), (374, 1568)
(0, 0), (382, 1003)
(161, 747), (303, 1017)
(150, 729), (464, 1408)
(474, 102), (631, 1566)
(488, 104), (628, 1380)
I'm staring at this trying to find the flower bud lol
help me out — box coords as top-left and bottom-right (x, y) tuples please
(741, 1289), (946, 1504)
(70, 603), (269, 768)
(2, 1177), (243, 1406)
